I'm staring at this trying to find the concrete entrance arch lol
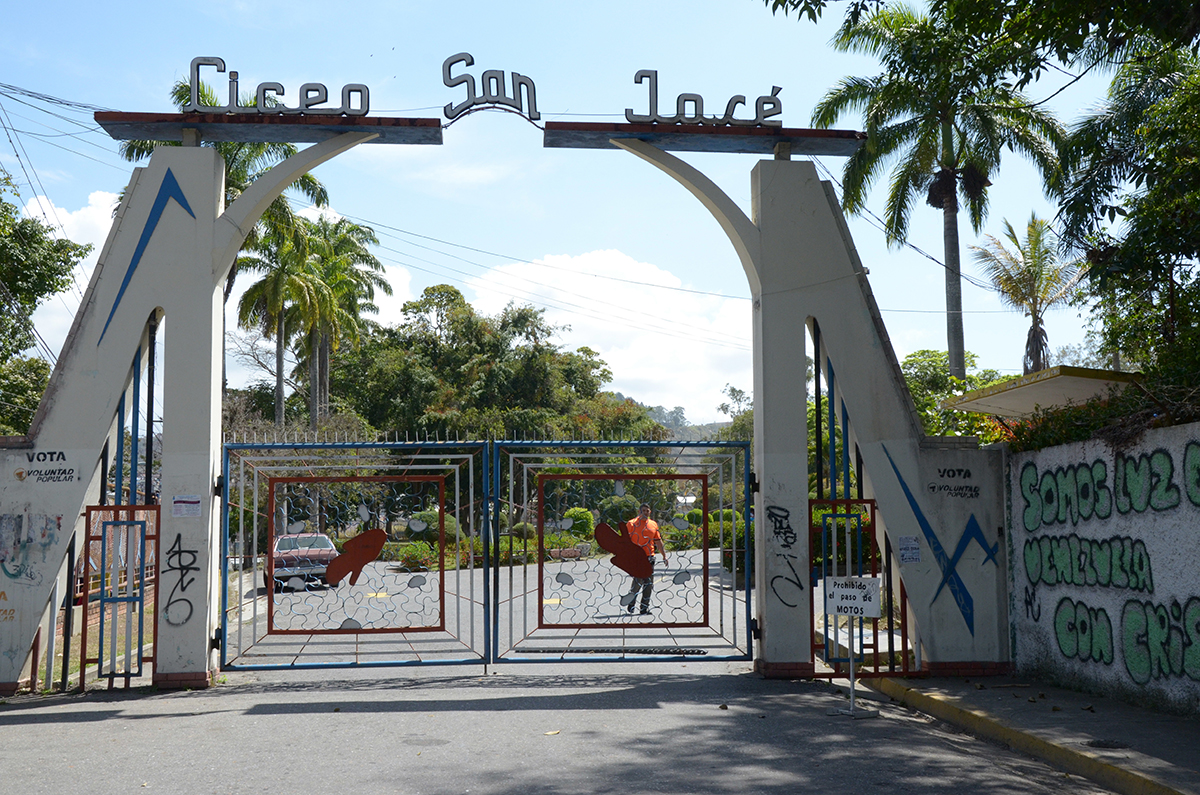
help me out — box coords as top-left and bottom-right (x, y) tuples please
(1, 106), (1010, 691)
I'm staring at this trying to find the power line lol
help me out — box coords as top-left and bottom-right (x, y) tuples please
(337, 210), (748, 301)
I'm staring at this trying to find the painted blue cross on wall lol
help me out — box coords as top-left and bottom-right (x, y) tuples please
(884, 446), (999, 636)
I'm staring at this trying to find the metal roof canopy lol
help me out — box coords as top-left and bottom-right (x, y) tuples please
(941, 366), (1138, 418)
(543, 121), (865, 155)
(95, 112), (443, 144)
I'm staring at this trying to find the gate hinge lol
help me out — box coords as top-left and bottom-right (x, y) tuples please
(750, 617), (761, 639)
(749, 472), (759, 494)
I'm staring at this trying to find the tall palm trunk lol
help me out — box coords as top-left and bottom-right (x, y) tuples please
(309, 328), (320, 430)
(943, 199), (966, 379)
(274, 313), (286, 427)
(319, 333), (331, 418)
(941, 120), (966, 380)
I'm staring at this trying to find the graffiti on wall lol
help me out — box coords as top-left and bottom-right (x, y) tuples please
(1019, 444), (1200, 533)
(1016, 438), (1200, 689)
(766, 505), (803, 608)
(884, 446), (998, 636)
(163, 533), (199, 626)
(0, 514), (61, 586)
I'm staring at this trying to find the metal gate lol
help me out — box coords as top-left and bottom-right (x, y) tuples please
(220, 439), (751, 670)
(79, 504), (159, 688)
(221, 441), (489, 669)
(490, 441), (752, 662)
(809, 498), (918, 677)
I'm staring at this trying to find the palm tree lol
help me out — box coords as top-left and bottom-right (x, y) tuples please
(235, 223), (335, 426)
(297, 216), (390, 424)
(811, 4), (1064, 378)
(971, 214), (1081, 374)
(119, 80), (331, 403)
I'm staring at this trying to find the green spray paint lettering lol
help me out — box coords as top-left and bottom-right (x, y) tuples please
(1021, 462), (1041, 532)
(1185, 442), (1200, 507)
(1055, 597), (1113, 664)
(1122, 597), (1200, 684)
(1149, 450), (1181, 511)
(1022, 534), (1151, 592)
(1056, 467), (1079, 526)
(1040, 471), (1059, 528)
(1019, 459), (1113, 532)
(1093, 461), (1112, 519)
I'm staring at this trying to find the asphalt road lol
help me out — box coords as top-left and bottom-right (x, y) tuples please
(0, 661), (1114, 795)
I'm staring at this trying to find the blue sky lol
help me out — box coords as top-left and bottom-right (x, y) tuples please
(2, 0), (1111, 424)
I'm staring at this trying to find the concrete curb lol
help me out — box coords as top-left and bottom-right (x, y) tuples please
(868, 678), (1187, 795)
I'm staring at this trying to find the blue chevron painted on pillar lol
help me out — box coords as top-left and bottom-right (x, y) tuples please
(98, 168), (195, 345)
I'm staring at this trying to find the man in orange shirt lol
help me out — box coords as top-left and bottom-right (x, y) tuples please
(625, 503), (669, 615)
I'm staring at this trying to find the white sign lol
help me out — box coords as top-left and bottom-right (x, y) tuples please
(171, 495), (202, 518)
(824, 576), (881, 618)
(898, 535), (921, 563)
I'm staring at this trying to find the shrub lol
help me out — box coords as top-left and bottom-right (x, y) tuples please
(709, 509), (746, 538)
(398, 541), (435, 571)
(407, 510), (459, 544)
(563, 506), (595, 538)
(665, 525), (702, 551)
(544, 531), (577, 550)
(685, 508), (705, 527)
(510, 521), (537, 540)
(379, 541), (405, 562)
(598, 494), (640, 528)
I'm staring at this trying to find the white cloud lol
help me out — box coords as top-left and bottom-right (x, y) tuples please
(464, 249), (752, 424)
(23, 191), (118, 360)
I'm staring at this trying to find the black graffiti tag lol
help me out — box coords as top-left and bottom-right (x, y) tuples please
(766, 505), (797, 549)
(164, 533), (199, 626)
(770, 552), (805, 607)
(1024, 584), (1042, 622)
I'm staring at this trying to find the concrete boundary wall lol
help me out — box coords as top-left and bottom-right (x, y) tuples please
(1008, 421), (1200, 713)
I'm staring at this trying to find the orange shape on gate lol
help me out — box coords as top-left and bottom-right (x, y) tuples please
(593, 522), (652, 579)
(325, 527), (387, 587)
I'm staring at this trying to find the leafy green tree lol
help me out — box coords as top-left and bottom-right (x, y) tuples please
(0, 356), (51, 435)
(328, 285), (661, 440)
(762, 1), (1200, 88)
(0, 171), (91, 362)
(811, 4), (1063, 378)
(1056, 45), (1200, 372)
(597, 495), (640, 528)
(901, 349), (1007, 439)
(0, 171), (91, 434)
(933, 0), (1200, 85)
(970, 214), (1081, 373)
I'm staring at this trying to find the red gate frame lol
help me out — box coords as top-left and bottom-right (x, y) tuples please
(79, 504), (160, 690)
(536, 472), (710, 629)
(807, 498), (919, 678)
(265, 474), (448, 635)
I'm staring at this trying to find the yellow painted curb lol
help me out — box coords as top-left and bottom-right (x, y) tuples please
(870, 678), (1187, 795)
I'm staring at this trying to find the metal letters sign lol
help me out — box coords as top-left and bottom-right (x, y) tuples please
(442, 52), (540, 121)
(179, 55), (787, 128)
(824, 576), (882, 618)
(183, 57), (369, 116)
(625, 70), (782, 126)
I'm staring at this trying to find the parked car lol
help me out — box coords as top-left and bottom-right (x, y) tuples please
(268, 533), (338, 592)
